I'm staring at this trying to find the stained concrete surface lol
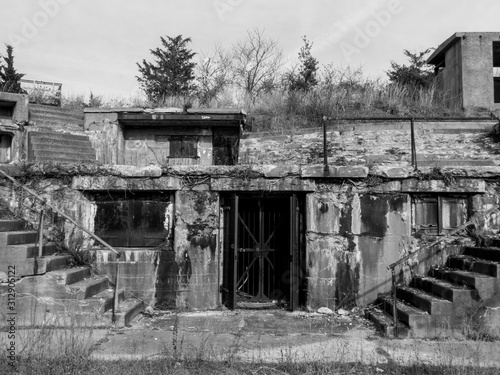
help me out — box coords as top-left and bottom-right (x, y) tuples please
(87, 310), (500, 367)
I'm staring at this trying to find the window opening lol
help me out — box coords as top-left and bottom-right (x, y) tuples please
(413, 195), (467, 235)
(93, 192), (170, 247)
(493, 42), (500, 103)
(169, 136), (198, 158)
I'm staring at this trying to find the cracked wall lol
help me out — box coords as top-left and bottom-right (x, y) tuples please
(174, 190), (219, 309)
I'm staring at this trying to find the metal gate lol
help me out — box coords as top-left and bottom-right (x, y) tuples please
(221, 194), (301, 310)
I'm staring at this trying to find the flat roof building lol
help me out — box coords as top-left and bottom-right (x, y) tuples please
(427, 32), (500, 110)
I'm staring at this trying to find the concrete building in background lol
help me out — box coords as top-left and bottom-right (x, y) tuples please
(428, 32), (500, 110)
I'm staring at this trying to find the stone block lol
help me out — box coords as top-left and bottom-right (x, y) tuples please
(301, 165), (368, 178)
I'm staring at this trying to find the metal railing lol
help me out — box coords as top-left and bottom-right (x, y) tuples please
(387, 206), (500, 336)
(0, 168), (122, 323)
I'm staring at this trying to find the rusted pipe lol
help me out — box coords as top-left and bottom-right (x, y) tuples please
(112, 260), (120, 324)
(323, 116), (329, 176)
(0, 168), (121, 257)
(391, 268), (398, 337)
(410, 117), (417, 170)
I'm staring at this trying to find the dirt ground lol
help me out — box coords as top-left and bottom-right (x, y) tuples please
(87, 309), (500, 366)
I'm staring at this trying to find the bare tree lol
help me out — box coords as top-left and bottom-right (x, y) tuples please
(231, 29), (283, 101)
(196, 44), (232, 106)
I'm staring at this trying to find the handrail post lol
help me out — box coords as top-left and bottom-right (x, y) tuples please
(391, 268), (398, 337)
(112, 258), (120, 324)
(410, 117), (418, 170)
(323, 116), (329, 177)
(34, 208), (44, 274)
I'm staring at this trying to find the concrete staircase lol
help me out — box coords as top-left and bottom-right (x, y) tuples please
(367, 244), (500, 338)
(27, 131), (96, 164)
(29, 104), (84, 131)
(0, 217), (144, 327)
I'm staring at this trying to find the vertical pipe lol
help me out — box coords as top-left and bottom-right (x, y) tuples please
(323, 117), (329, 176)
(34, 209), (44, 274)
(112, 257), (120, 324)
(391, 268), (398, 337)
(410, 118), (417, 170)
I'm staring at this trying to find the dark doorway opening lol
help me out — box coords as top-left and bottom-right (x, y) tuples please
(221, 193), (305, 311)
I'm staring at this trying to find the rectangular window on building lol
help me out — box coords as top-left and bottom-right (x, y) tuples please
(169, 136), (198, 158)
(94, 193), (170, 247)
(492, 42), (500, 103)
(413, 195), (467, 235)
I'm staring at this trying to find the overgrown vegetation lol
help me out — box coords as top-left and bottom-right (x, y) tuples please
(2, 30), (469, 131)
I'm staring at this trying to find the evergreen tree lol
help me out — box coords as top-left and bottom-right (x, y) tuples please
(136, 35), (196, 101)
(387, 49), (434, 90)
(288, 36), (319, 92)
(0, 44), (24, 93)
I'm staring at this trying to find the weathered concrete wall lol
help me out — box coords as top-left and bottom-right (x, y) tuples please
(240, 120), (498, 170)
(440, 40), (463, 107)
(306, 189), (410, 309)
(174, 190), (220, 309)
(86, 114), (123, 165)
(460, 33), (499, 109)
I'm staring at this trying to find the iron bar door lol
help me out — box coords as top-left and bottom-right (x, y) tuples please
(289, 194), (300, 311)
(221, 194), (238, 309)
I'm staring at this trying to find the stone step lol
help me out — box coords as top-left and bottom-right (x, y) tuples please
(0, 231), (38, 246)
(429, 268), (497, 301)
(69, 276), (110, 300)
(365, 307), (409, 338)
(30, 139), (94, 151)
(448, 255), (500, 277)
(28, 157), (96, 165)
(29, 131), (90, 143)
(0, 242), (57, 261)
(0, 219), (24, 232)
(376, 294), (431, 334)
(49, 267), (91, 285)
(396, 286), (454, 316)
(30, 104), (84, 118)
(29, 138), (93, 149)
(32, 150), (96, 161)
(84, 288), (125, 314)
(412, 276), (479, 306)
(463, 246), (500, 262)
(1, 254), (73, 277)
(109, 298), (145, 328)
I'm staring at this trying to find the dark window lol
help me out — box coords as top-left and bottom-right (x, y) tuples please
(0, 134), (12, 163)
(94, 193), (170, 247)
(213, 128), (239, 165)
(169, 136), (198, 158)
(413, 195), (467, 235)
(493, 42), (500, 103)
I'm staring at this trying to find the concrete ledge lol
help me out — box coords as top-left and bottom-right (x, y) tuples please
(301, 165), (368, 178)
(211, 177), (315, 191)
(72, 175), (182, 190)
(371, 166), (412, 178)
(402, 179), (486, 193)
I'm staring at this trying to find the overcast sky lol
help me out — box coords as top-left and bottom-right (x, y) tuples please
(1, 0), (500, 99)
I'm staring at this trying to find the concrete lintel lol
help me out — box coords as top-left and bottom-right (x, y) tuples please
(371, 166), (412, 179)
(211, 177), (316, 191)
(402, 179), (486, 193)
(254, 164), (301, 178)
(110, 165), (162, 177)
(301, 165), (368, 178)
(364, 181), (403, 193)
(72, 176), (182, 190)
(0, 92), (29, 123)
(419, 166), (500, 178)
